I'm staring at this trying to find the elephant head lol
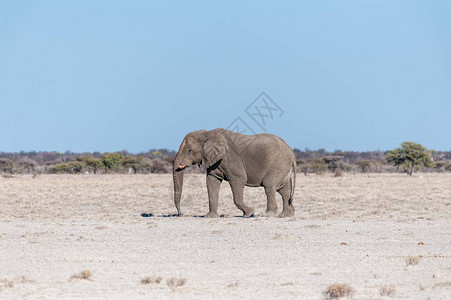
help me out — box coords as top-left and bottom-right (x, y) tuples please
(173, 129), (228, 215)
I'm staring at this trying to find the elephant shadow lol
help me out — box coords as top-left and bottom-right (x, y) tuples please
(140, 213), (254, 218)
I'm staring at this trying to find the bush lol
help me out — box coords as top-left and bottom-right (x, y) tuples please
(164, 155), (176, 165)
(312, 159), (328, 175)
(15, 159), (36, 174)
(49, 162), (84, 174)
(339, 162), (352, 173)
(150, 159), (170, 174)
(323, 156), (343, 172)
(0, 158), (14, 173)
(433, 160), (451, 172)
(297, 159), (312, 175)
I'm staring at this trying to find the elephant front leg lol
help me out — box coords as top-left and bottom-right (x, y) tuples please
(206, 174), (222, 218)
(230, 181), (254, 218)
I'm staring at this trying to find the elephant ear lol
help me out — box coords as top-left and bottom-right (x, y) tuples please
(201, 131), (228, 169)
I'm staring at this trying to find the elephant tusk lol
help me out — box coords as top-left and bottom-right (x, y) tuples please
(177, 165), (187, 170)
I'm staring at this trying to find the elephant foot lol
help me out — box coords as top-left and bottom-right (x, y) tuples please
(278, 209), (295, 218)
(243, 208), (255, 218)
(264, 209), (278, 217)
(206, 211), (220, 218)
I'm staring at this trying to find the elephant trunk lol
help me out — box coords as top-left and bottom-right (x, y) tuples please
(173, 155), (185, 216)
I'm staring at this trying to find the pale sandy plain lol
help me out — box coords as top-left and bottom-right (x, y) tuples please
(1, 173), (450, 299)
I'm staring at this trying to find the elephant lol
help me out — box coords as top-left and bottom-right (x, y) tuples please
(173, 128), (296, 218)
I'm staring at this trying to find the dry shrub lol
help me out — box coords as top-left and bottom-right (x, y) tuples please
(141, 276), (162, 285)
(405, 256), (420, 266)
(379, 284), (396, 296)
(166, 277), (186, 288)
(323, 283), (354, 299)
(71, 270), (92, 281)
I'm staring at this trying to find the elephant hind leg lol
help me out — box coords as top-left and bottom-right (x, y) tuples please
(264, 186), (278, 216)
(277, 181), (294, 218)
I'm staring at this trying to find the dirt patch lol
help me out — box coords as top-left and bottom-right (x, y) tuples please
(0, 174), (450, 298)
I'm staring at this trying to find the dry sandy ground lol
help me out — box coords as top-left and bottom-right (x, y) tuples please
(0, 173), (450, 299)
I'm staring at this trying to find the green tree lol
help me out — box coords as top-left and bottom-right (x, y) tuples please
(77, 156), (102, 174)
(101, 153), (124, 171)
(49, 162), (84, 174)
(386, 142), (433, 176)
(121, 156), (148, 174)
(317, 148), (326, 156)
(151, 151), (162, 157)
(355, 160), (372, 173)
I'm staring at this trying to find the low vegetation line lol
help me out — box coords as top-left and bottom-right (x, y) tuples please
(0, 142), (449, 175)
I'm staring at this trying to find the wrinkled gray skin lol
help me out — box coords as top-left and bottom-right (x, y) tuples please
(173, 128), (296, 218)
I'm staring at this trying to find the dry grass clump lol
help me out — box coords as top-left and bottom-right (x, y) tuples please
(166, 277), (186, 288)
(379, 284), (396, 296)
(141, 276), (185, 288)
(405, 255), (420, 266)
(433, 281), (451, 289)
(272, 233), (296, 240)
(0, 276), (34, 290)
(141, 276), (162, 285)
(0, 279), (14, 291)
(323, 283), (354, 299)
(433, 273), (442, 279)
(70, 270), (92, 281)
(0, 174), (15, 179)
(0, 278), (14, 289)
(227, 281), (240, 288)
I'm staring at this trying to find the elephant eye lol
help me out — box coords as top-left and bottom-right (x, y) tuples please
(188, 149), (193, 154)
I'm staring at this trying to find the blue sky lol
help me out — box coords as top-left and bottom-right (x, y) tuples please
(1, 1), (450, 152)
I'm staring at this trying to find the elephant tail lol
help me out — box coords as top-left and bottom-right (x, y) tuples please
(289, 161), (296, 206)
